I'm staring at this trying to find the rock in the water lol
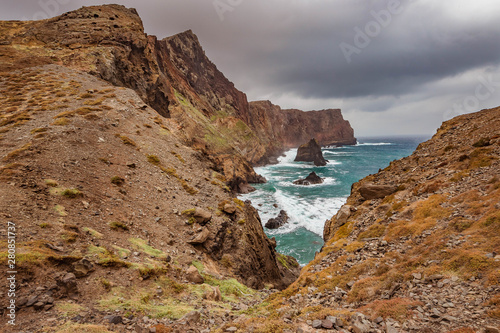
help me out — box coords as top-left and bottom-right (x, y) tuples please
(186, 265), (204, 284)
(265, 210), (289, 229)
(193, 208), (212, 225)
(187, 227), (210, 245)
(294, 138), (328, 166)
(358, 183), (397, 200)
(293, 171), (324, 185)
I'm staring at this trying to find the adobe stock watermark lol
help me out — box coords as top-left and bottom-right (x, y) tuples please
(340, 0), (411, 64)
(6, 221), (17, 326)
(443, 73), (500, 121)
(20, 0), (72, 21)
(213, 0), (243, 22)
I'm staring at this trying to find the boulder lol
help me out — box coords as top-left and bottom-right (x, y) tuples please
(312, 320), (322, 329)
(104, 315), (123, 324)
(221, 203), (237, 214)
(193, 208), (212, 225)
(293, 172), (324, 185)
(358, 183), (397, 200)
(237, 183), (257, 194)
(187, 228), (210, 245)
(265, 210), (289, 229)
(335, 205), (352, 227)
(185, 265), (204, 284)
(57, 272), (78, 299)
(321, 319), (334, 329)
(71, 258), (95, 277)
(294, 139), (327, 166)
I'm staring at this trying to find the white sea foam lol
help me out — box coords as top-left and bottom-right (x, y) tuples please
(356, 142), (392, 146)
(241, 147), (347, 237)
(271, 189), (346, 235)
(242, 188), (346, 236)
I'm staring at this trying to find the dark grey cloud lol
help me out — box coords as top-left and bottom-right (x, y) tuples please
(1, 0), (500, 135)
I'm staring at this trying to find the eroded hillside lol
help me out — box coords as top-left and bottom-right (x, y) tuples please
(0, 65), (299, 332)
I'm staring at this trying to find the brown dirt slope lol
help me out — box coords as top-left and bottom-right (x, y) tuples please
(0, 65), (299, 332)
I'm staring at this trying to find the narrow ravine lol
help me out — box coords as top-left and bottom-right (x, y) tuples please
(240, 136), (427, 265)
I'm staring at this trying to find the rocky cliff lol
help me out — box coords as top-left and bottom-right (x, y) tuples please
(0, 4), (355, 188)
(248, 100), (356, 164)
(253, 107), (499, 332)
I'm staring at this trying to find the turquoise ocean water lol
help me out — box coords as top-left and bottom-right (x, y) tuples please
(239, 136), (429, 266)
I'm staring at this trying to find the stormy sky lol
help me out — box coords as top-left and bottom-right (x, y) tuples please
(2, 0), (500, 137)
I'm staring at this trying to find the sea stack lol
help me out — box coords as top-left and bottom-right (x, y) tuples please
(294, 138), (328, 166)
(293, 172), (324, 185)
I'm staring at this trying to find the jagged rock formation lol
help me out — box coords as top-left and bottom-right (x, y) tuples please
(294, 138), (328, 166)
(0, 4), (355, 189)
(259, 107), (499, 332)
(265, 210), (289, 229)
(293, 171), (324, 185)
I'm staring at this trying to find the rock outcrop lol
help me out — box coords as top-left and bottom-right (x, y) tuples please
(265, 210), (289, 229)
(358, 183), (397, 200)
(294, 139), (328, 166)
(293, 171), (324, 185)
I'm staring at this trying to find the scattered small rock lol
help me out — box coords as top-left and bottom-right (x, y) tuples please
(180, 310), (201, 325)
(104, 315), (123, 324)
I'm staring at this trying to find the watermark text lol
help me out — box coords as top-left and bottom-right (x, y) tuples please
(6, 221), (17, 326)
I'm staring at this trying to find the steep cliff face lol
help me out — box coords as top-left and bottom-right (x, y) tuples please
(0, 4), (355, 187)
(248, 100), (356, 164)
